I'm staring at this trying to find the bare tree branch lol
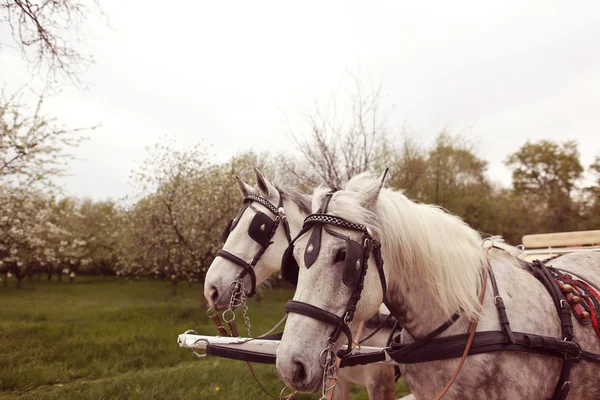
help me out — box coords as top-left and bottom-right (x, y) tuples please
(1, 0), (106, 85)
(288, 78), (389, 186)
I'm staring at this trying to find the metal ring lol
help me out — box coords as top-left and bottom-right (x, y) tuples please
(206, 308), (217, 318)
(319, 347), (334, 368)
(482, 238), (493, 249)
(229, 280), (242, 291)
(222, 309), (236, 323)
(191, 338), (210, 359)
(516, 244), (525, 252)
(494, 295), (502, 305)
(279, 386), (294, 399)
(183, 329), (197, 335)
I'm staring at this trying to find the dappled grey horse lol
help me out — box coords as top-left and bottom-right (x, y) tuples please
(277, 171), (600, 399)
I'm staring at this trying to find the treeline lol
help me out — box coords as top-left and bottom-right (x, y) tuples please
(2, 90), (599, 292)
(382, 133), (600, 244)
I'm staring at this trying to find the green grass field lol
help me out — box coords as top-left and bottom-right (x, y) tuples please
(0, 277), (409, 399)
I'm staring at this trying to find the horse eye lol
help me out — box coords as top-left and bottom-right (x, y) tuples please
(334, 248), (346, 264)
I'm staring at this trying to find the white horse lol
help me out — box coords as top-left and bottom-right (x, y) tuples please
(204, 169), (399, 400)
(276, 171), (600, 399)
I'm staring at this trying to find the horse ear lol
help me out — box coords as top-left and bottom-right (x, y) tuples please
(361, 168), (389, 209)
(235, 176), (255, 198)
(254, 167), (276, 197)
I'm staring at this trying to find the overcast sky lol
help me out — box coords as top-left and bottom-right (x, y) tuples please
(2, 0), (599, 200)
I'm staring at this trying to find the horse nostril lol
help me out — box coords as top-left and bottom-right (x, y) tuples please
(292, 359), (308, 384)
(209, 286), (219, 303)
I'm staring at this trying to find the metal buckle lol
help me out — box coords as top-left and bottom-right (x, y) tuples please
(343, 312), (353, 324)
(278, 207), (286, 220)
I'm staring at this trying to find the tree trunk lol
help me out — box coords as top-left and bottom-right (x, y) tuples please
(69, 276), (74, 284)
(187, 280), (193, 287)
(47, 271), (53, 281)
(171, 280), (178, 296)
(16, 276), (23, 289)
(3, 272), (7, 287)
(100, 272), (105, 280)
(57, 271), (63, 281)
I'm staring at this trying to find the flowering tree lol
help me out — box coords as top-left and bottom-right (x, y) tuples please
(0, 187), (73, 287)
(116, 139), (287, 294)
(76, 199), (121, 279)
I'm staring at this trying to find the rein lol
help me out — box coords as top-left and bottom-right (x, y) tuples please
(433, 250), (489, 400)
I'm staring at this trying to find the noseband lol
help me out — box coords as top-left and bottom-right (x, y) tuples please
(216, 194), (292, 297)
(283, 189), (388, 357)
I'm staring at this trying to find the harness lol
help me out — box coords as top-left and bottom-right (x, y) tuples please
(281, 188), (388, 357)
(281, 189), (600, 400)
(217, 194), (292, 297)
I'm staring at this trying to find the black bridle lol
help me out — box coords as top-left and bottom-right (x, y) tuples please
(282, 189), (388, 357)
(216, 193), (292, 297)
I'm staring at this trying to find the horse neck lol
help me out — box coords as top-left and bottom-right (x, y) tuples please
(385, 250), (532, 338)
(386, 274), (465, 338)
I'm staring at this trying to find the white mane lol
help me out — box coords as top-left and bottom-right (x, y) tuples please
(315, 172), (486, 318)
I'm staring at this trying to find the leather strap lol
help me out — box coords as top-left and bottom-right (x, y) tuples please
(285, 300), (354, 353)
(530, 259), (577, 400)
(488, 265), (515, 344)
(216, 193), (288, 297)
(432, 261), (488, 399)
(215, 249), (257, 296)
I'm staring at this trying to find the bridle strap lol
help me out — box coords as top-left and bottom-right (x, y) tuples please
(245, 194), (280, 215)
(285, 300), (354, 351)
(216, 250), (258, 295)
(216, 193), (289, 297)
(284, 188), (389, 358)
(372, 241), (387, 305)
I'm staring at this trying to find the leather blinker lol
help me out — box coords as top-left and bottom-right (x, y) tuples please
(248, 212), (276, 247)
(343, 239), (364, 289)
(304, 226), (322, 268)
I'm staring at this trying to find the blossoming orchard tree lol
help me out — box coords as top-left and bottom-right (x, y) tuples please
(0, 85), (90, 288)
(0, 187), (65, 287)
(116, 138), (284, 295)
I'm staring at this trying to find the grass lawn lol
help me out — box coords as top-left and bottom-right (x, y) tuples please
(0, 277), (410, 399)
